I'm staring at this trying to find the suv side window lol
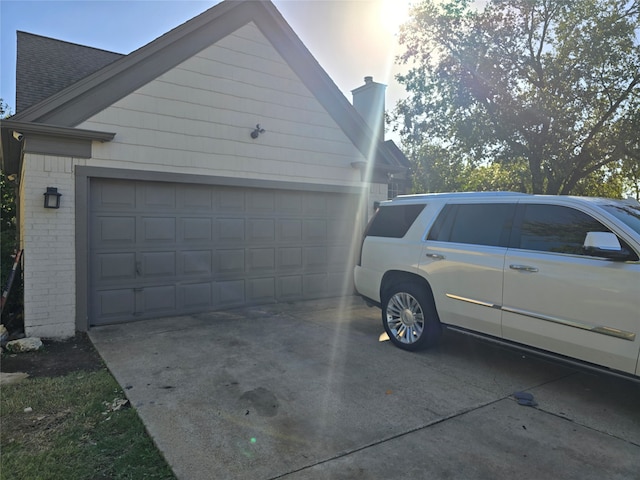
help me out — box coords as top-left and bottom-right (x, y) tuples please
(365, 204), (426, 238)
(427, 203), (516, 247)
(515, 204), (610, 255)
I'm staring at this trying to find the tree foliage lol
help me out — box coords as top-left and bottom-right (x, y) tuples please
(1, 98), (15, 246)
(393, 0), (640, 197)
(1, 99), (22, 322)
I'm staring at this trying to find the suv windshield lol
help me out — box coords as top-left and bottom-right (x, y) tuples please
(601, 203), (640, 235)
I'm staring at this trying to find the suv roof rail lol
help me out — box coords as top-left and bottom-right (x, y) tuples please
(391, 191), (530, 202)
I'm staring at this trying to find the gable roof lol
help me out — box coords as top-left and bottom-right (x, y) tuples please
(7, 0), (406, 174)
(16, 32), (124, 113)
(383, 140), (411, 169)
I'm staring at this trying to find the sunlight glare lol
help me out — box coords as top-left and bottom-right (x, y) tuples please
(379, 0), (412, 35)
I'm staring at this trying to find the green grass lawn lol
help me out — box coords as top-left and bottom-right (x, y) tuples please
(1, 369), (176, 480)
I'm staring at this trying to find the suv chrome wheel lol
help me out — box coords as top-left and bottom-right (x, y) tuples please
(382, 282), (441, 351)
(386, 292), (424, 345)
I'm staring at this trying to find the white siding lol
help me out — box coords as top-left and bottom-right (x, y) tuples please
(79, 23), (367, 186)
(20, 153), (86, 338)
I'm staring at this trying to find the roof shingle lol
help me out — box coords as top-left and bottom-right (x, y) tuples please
(16, 31), (124, 112)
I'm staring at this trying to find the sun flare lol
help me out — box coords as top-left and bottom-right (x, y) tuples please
(379, 0), (412, 35)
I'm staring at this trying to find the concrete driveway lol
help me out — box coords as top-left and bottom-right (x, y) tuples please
(89, 297), (640, 480)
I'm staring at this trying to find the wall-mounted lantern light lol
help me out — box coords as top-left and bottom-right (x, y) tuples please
(43, 187), (61, 209)
(250, 124), (265, 139)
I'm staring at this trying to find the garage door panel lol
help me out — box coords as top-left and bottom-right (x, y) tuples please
(218, 188), (245, 212)
(278, 247), (303, 270)
(181, 283), (212, 308)
(329, 220), (355, 244)
(95, 216), (136, 244)
(91, 180), (136, 210)
(277, 191), (303, 213)
(247, 218), (275, 243)
(326, 194), (350, 214)
(89, 179), (358, 326)
(327, 245), (351, 270)
(217, 218), (245, 243)
(248, 278), (275, 303)
(304, 220), (327, 242)
(142, 285), (176, 313)
(141, 217), (176, 243)
(217, 280), (245, 305)
(181, 218), (213, 242)
(182, 250), (212, 276)
(248, 190), (275, 213)
(97, 289), (135, 318)
(141, 251), (176, 277)
(278, 220), (302, 243)
(218, 249), (245, 274)
(96, 253), (136, 281)
(140, 183), (176, 209)
(304, 274), (328, 297)
(304, 247), (327, 269)
(248, 248), (275, 272)
(304, 193), (327, 215)
(279, 275), (303, 298)
(328, 272), (349, 295)
(182, 185), (213, 210)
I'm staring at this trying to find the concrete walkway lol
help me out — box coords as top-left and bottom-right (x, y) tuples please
(89, 297), (640, 480)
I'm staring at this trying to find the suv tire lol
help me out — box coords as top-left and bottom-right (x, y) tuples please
(382, 282), (442, 351)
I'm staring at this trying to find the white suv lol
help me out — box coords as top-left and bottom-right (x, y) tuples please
(354, 192), (640, 378)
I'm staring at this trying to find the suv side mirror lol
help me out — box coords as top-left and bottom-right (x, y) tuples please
(583, 232), (630, 260)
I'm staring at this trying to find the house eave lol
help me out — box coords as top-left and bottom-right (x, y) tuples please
(1, 119), (116, 142)
(0, 119), (115, 174)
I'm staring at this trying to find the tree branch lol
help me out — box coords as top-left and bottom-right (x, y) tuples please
(573, 73), (640, 173)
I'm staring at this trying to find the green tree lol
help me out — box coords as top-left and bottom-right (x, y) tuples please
(1, 99), (22, 325)
(0, 100), (11, 118)
(393, 0), (640, 197)
(1, 98), (16, 256)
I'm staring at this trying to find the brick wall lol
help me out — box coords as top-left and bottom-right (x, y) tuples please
(20, 153), (82, 338)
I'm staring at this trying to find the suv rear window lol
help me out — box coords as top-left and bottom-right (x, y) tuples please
(427, 203), (516, 247)
(365, 204), (426, 238)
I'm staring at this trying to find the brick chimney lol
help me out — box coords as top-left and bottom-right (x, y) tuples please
(351, 76), (386, 142)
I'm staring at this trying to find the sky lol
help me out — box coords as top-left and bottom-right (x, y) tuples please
(0, 0), (414, 138)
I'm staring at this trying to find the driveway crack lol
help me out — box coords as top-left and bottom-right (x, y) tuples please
(267, 397), (504, 480)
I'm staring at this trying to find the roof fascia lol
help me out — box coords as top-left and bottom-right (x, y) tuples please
(1, 119), (115, 173)
(0, 119), (115, 142)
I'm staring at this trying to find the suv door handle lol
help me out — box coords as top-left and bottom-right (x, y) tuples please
(426, 253), (445, 260)
(509, 264), (538, 272)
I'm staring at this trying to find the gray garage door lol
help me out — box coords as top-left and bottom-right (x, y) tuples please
(88, 178), (360, 326)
